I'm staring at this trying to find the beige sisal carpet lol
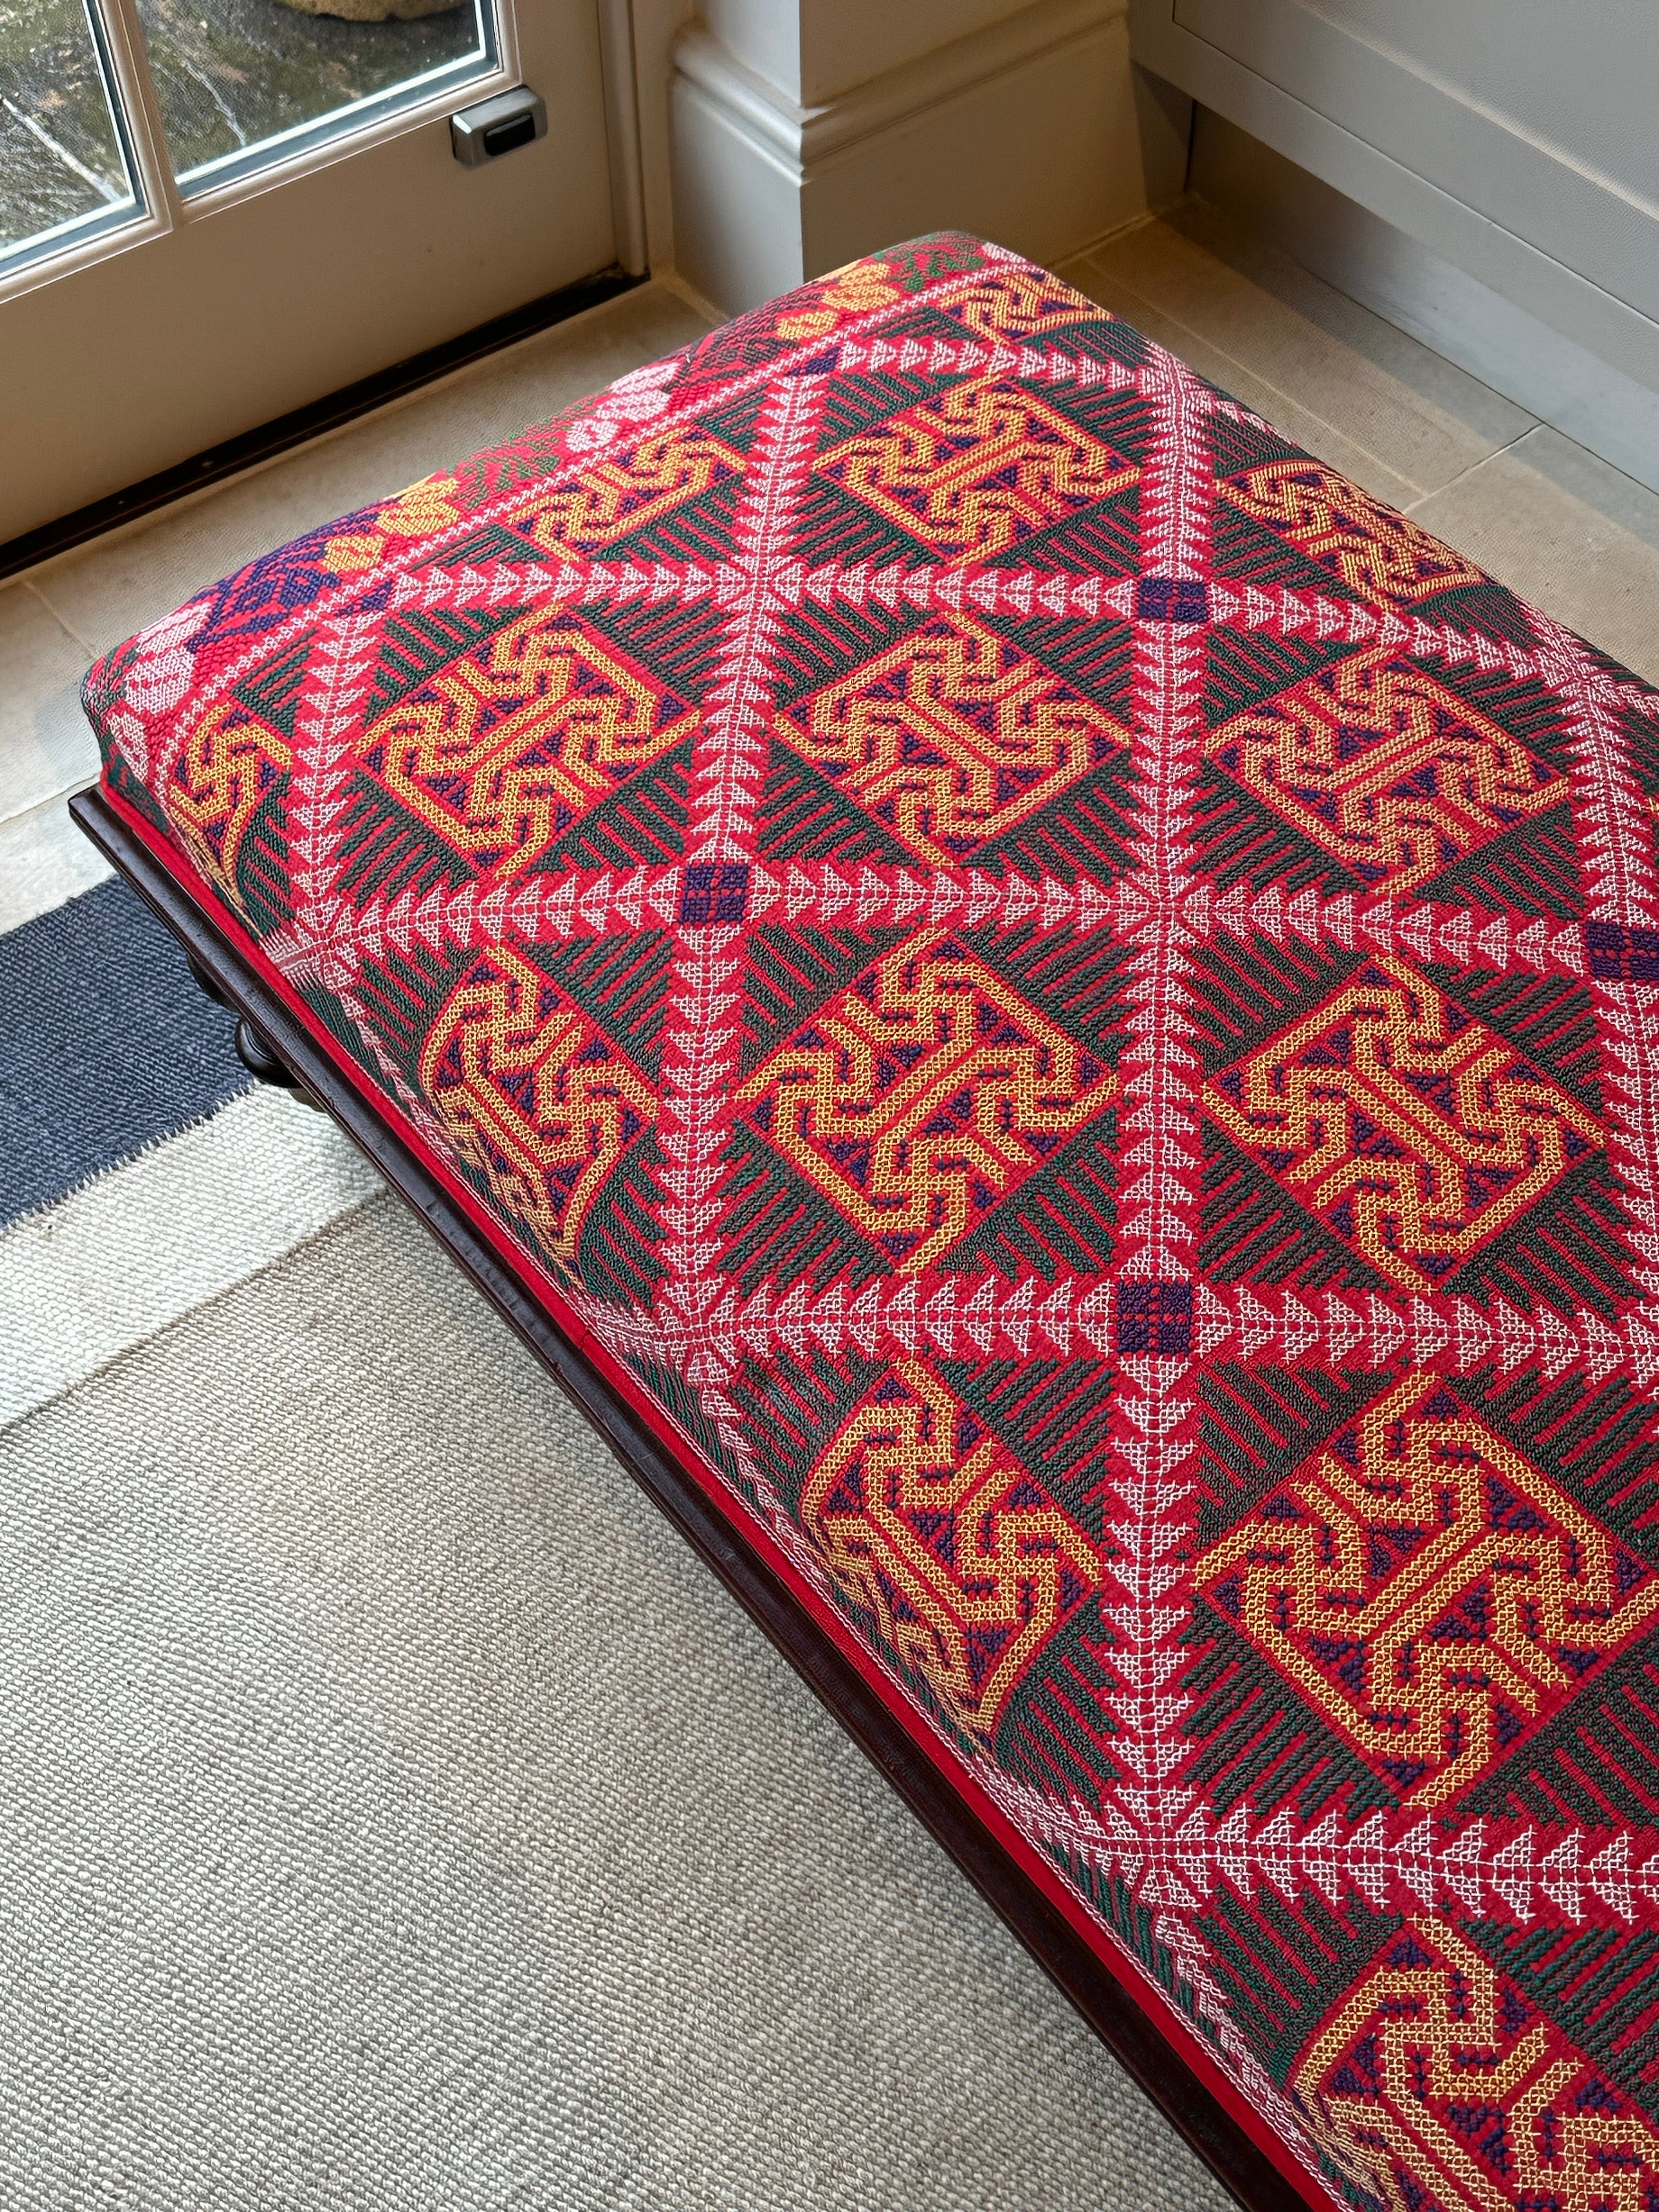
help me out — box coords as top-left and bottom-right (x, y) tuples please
(0, 1183), (1231, 2210)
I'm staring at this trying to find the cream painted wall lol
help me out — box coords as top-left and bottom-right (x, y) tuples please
(706, 0), (1041, 104)
(668, 0), (1180, 315)
(701, 0), (799, 103)
(802, 0), (1056, 101)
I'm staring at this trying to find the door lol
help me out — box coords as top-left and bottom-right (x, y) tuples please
(1, 0), (635, 541)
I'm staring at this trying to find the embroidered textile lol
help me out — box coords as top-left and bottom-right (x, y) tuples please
(85, 236), (1659, 2212)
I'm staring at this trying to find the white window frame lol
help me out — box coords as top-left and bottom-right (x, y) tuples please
(0, 0), (525, 306)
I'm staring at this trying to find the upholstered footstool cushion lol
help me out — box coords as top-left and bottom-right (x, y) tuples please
(81, 234), (1659, 2212)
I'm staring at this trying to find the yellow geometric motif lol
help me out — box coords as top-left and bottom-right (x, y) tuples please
(818, 380), (1137, 557)
(1223, 460), (1487, 603)
(945, 266), (1115, 342)
(775, 613), (1129, 865)
(419, 943), (657, 1267)
(168, 696), (291, 910)
(320, 474), (465, 575)
(378, 473), (466, 537)
(1202, 955), (1602, 1296)
(524, 425), (746, 557)
(1194, 1371), (1659, 1804)
(738, 930), (1114, 1271)
(1206, 647), (1570, 894)
(363, 605), (695, 878)
(1301, 1919), (1659, 2212)
(776, 257), (905, 341)
(804, 1360), (1102, 1739)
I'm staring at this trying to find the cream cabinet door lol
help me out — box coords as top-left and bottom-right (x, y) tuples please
(1130, 0), (1659, 402)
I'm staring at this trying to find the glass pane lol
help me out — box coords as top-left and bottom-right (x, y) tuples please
(1, 0), (140, 273)
(134, 0), (493, 194)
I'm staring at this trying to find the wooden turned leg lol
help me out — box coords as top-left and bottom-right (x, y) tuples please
(233, 1018), (322, 1110)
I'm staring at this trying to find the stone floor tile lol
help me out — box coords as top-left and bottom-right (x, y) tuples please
(0, 583), (100, 824)
(1090, 207), (1533, 496)
(1409, 426), (1659, 684)
(1064, 250), (1423, 508)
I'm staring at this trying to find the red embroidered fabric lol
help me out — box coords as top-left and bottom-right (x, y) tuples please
(85, 235), (1659, 2212)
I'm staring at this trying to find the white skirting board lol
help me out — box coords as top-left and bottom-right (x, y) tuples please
(668, 0), (1176, 315)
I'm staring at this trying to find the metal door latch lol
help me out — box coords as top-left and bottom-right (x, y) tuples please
(450, 87), (546, 166)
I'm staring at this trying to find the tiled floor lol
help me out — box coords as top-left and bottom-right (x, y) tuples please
(5, 206), (1659, 929)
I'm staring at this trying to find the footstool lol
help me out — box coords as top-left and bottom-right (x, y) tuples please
(76, 233), (1659, 2212)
